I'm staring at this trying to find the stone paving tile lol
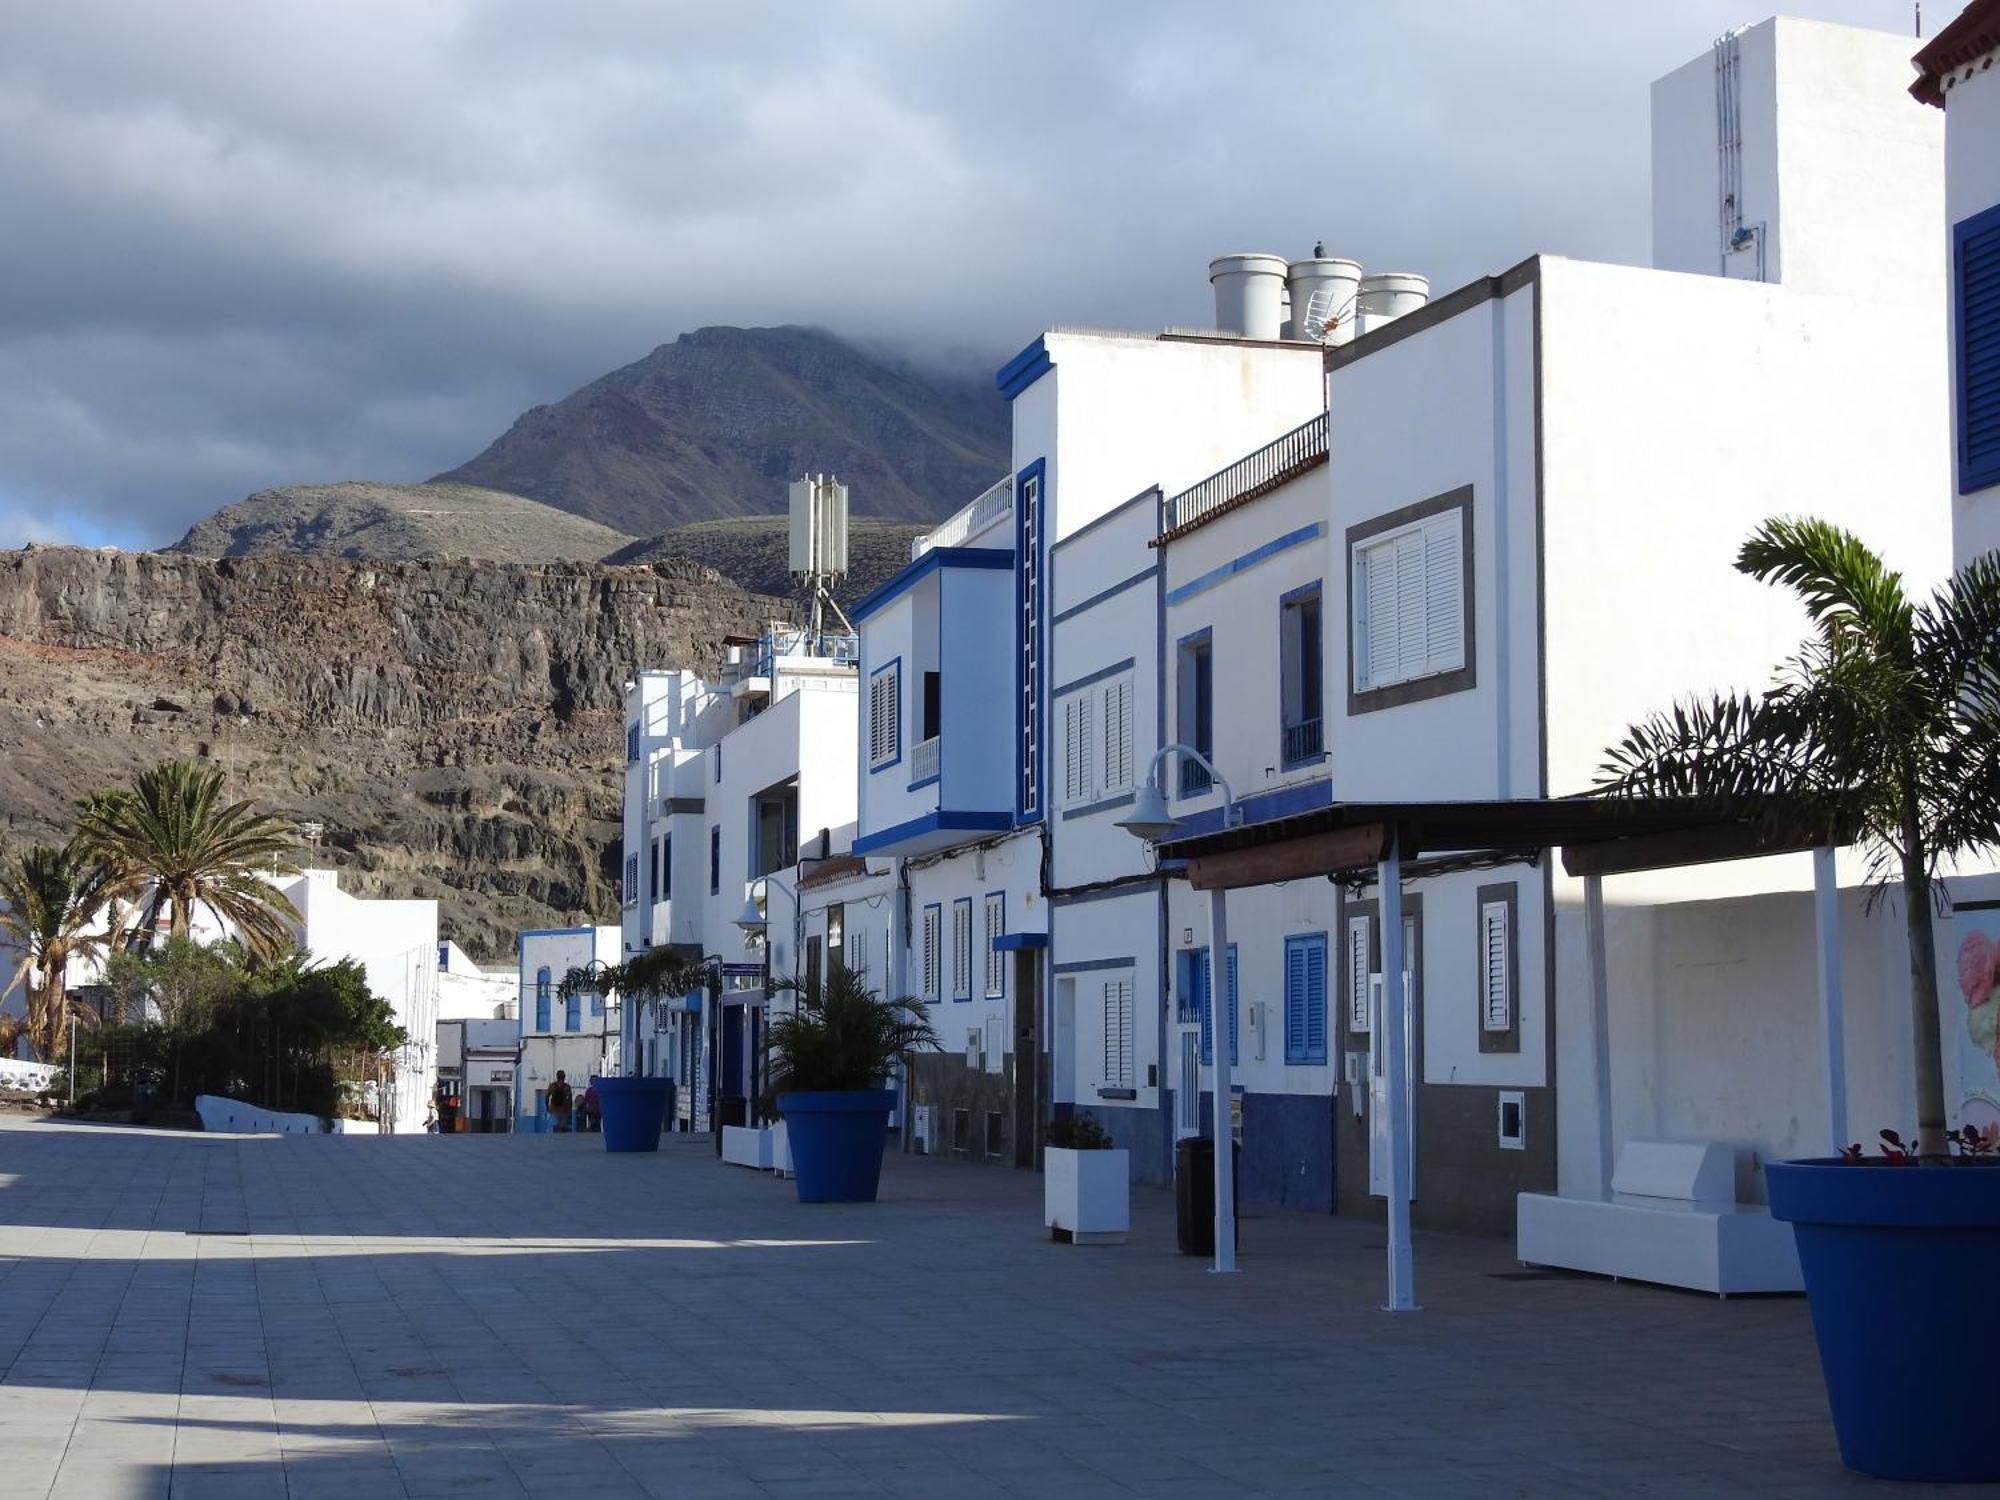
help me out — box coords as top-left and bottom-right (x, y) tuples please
(5, 1114), (1988, 1498)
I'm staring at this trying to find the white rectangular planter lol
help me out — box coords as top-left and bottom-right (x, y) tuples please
(1045, 1146), (1130, 1244)
(720, 1124), (774, 1170)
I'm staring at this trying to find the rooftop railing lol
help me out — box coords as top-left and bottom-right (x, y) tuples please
(912, 474), (1013, 559)
(721, 625), (858, 685)
(1159, 412), (1329, 538)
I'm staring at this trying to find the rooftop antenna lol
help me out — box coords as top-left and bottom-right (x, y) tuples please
(788, 474), (852, 650)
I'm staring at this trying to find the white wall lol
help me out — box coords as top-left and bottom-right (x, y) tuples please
(1053, 886), (1162, 1113)
(516, 925), (620, 1121)
(907, 832), (1043, 1073)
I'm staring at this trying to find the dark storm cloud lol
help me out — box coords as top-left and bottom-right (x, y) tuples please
(0, 0), (1930, 547)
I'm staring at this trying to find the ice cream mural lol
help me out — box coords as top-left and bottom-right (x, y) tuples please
(1953, 907), (2000, 1137)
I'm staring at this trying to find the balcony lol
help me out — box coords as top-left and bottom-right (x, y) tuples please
(720, 624), (858, 701)
(1159, 412), (1328, 539)
(910, 735), (940, 786)
(1282, 716), (1324, 767)
(912, 475), (1013, 559)
(1179, 759), (1214, 797)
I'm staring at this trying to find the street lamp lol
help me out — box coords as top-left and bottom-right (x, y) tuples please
(1118, 743), (1242, 1275)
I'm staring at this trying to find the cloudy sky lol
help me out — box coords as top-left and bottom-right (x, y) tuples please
(0, 0), (1934, 549)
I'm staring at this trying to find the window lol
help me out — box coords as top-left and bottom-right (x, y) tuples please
(1349, 489), (1472, 706)
(1101, 674), (1133, 796)
(1958, 203), (2000, 494)
(590, 986), (604, 1018)
(1342, 902), (1419, 1039)
(711, 741), (722, 783)
(922, 670), (941, 742)
(661, 836), (672, 899)
(623, 854), (639, 908)
(849, 927), (869, 979)
(869, 660), (901, 769)
(1189, 944), (1238, 1066)
(1478, 882), (1520, 1053)
(1061, 689), (1094, 805)
(751, 782), (798, 877)
(565, 990), (580, 1032)
(709, 826), (721, 895)
(1103, 976), (1134, 1091)
(805, 935), (822, 998)
(626, 722), (640, 763)
(1018, 468), (1044, 818)
(534, 966), (551, 1032)
(952, 897), (972, 1000)
(1280, 586), (1324, 767)
(1064, 667), (1135, 808)
(1176, 634), (1213, 795)
(984, 892), (1005, 998)
(1284, 933), (1328, 1064)
(647, 840), (660, 904)
(922, 904), (942, 1001)
(1345, 915), (1371, 1034)
(826, 903), (844, 973)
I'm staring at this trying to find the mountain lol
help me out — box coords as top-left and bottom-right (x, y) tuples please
(171, 481), (634, 562)
(433, 325), (1010, 534)
(604, 515), (928, 605)
(0, 546), (776, 960)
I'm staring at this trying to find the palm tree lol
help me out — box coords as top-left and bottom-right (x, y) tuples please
(73, 760), (302, 961)
(1598, 517), (2000, 1160)
(0, 845), (113, 1060)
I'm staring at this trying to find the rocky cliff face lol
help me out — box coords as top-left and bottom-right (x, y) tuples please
(0, 547), (781, 961)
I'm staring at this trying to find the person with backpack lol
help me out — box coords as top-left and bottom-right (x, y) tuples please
(546, 1070), (574, 1133)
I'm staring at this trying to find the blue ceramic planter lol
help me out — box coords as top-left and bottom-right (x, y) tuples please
(1766, 1157), (2000, 1482)
(777, 1090), (896, 1203)
(594, 1076), (676, 1153)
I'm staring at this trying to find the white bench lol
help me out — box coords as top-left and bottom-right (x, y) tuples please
(1516, 1140), (1803, 1295)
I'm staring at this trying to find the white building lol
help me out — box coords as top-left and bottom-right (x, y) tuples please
(436, 940), (517, 1022)
(437, 1015), (518, 1132)
(515, 924), (621, 1130)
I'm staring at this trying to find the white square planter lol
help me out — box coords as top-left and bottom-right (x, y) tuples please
(721, 1124), (774, 1170)
(1045, 1146), (1130, 1245)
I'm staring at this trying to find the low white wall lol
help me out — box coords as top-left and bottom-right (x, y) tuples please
(0, 1058), (59, 1093)
(195, 1094), (330, 1135)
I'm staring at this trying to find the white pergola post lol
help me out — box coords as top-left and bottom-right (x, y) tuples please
(1378, 832), (1416, 1312)
(1813, 846), (1849, 1154)
(1584, 872), (1614, 1196)
(1207, 885), (1238, 1274)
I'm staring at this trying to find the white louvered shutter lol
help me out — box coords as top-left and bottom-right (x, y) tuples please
(984, 892), (1004, 996)
(1422, 515), (1464, 676)
(1360, 541), (1400, 691)
(953, 902), (971, 998)
(922, 907), (940, 999)
(1101, 676), (1133, 794)
(1103, 978), (1134, 1089)
(1356, 512), (1464, 689)
(870, 668), (899, 766)
(1347, 915), (1371, 1033)
(1480, 899), (1512, 1032)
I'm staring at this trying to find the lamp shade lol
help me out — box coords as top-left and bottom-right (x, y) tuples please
(1115, 782), (1178, 843)
(734, 895), (767, 933)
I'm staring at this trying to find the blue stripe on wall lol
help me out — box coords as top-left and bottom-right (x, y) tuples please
(1163, 523), (1324, 607)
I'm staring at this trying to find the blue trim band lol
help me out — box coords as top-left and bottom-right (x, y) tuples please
(992, 932), (1048, 950)
(1164, 522), (1325, 606)
(1172, 775), (1333, 832)
(1053, 956), (1137, 975)
(1052, 568), (1157, 626)
(996, 336), (1052, 400)
(852, 809), (1014, 855)
(1061, 790), (1137, 822)
(907, 773), (939, 792)
(1052, 656), (1136, 701)
(851, 548), (1014, 625)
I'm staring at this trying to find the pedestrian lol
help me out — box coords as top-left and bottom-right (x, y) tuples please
(547, 1070), (573, 1134)
(582, 1079), (602, 1134)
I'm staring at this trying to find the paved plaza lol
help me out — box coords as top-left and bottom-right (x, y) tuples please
(0, 1114), (1970, 1499)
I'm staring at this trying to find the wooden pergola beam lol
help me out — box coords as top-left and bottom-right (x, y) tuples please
(1186, 824), (1391, 892)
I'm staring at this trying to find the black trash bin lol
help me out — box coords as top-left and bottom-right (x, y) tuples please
(1175, 1136), (1241, 1256)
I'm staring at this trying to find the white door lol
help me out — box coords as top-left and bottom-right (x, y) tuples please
(1173, 1023), (1202, 1140)
(1368, 916), (1417, 1200)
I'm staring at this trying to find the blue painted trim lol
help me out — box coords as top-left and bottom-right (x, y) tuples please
(952, 896), (974, 1000)
(1015, 457), (1049, 826)
(992, 932), (1048, 950)
(1278, 578), (1322, 607)
(1053, 955), (1136, 975)
(906, 772), (939, 792)
(1052, 656), (1136, 701)
(1051, 879), (1160, 909)
(850, 548), (1014, 625)
(517, 925), (595, 941)
(995, 335), (1052, 400)
(1163, 522), (1324, 607)
(1955, 201), (2000, 495)
(867, 657), (902, 773)
(851, 808), (1014, 855)
(1052, 568), (1156, 627)
(1052, 485), (1161, 556)
(923, 901), (943, 1001)
(1173, 776), (1333, 836)
(1061, 790), (1137, 822)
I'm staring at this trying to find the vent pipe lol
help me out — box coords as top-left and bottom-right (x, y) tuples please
(1354, 273), (1430, 336)
(1208, 253), (1288, 340)
(1284, 256), (1363, 342)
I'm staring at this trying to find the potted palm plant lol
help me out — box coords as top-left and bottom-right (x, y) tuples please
(559, 947), (707, 1152)
(1600, 518), (2000, 1482)
(765, 965), (937, 1203)
(1044, 1112), (1129, 1245)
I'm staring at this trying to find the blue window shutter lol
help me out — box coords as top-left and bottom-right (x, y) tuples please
(1284, 937), (1309, 1063)
(1959, 204), (2000, 494)
(1306, 934), (1327, 1062)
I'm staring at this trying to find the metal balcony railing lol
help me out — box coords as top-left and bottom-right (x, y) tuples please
(1282, 717), (1324, 766)
(721, 625), (859, 686)
(912, 475), (1013, 559)
(910, 735), (940, 785)
(1179, 758), (1214, 797)
(1159, 412), (1329, 537)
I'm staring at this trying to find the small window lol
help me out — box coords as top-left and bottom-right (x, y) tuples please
(1284, 932), (1328, 1065)
(534, 966), (551, 1032)
(922, 670), (941, 742)
(1175, 635), (1213, 796)
(624, 854), (639, 908)
(711, 741), (722, 783)
(805, 935), (822, 998)
(1957, 203), (2000, 495)
(1280, 587), (1324, 767)
(1478, 882), (1521, 1054)
(1345, 915), (1371, 1034)
(869, 661), (901, 769)
(952, 898), (972, 1001)
(984, 892), (1005, 998)
(626, 722), (641, 763)
(922, 905), (942, 1001)
(1102, 976), (1135, 1091)
(1349, 489), (1473, 708)
(590, 986), (604, 1018)
(709, 826), (720, 895)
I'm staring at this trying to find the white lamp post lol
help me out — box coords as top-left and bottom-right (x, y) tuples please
(1118, 744), (1241, 1274)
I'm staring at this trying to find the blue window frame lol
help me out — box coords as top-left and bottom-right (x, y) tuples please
(1176, 629), (1214, 796)
(709, 826), (721, 895)
(1957, 201), (2000, 495)
(1184, 944), (1238, 1066)
(565, 991), (580, 1032)
(1284, 932), (1328, 1064)
(868, 658), (902, 771)
(1279, 584), (1324, 770)
(626, 722), (640, 763)
(1016, 461), (1046, 821)
(534, 966), (551, 1032)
